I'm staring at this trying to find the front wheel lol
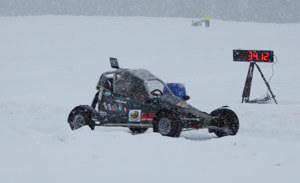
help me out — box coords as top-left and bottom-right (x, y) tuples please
(68, 105), (96, 130)
(157, 115), (182, 137)
(209, 108), (239, 137)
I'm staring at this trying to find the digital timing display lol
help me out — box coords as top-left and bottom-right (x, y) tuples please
(233, 50), (274, 62)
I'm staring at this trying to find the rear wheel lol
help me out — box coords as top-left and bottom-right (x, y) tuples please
(129, 127), (148, 134)
(157, 114), (182, 137)
(209, 108), (239, 137)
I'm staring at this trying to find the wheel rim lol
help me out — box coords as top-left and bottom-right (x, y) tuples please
(158, 118), (171, 135)
(71, 114), (85, 129)
(210, 109), (239, 136)
(221, 111), (239, 135)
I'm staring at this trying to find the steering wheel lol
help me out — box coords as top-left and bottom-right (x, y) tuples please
(151, 89), (163, 96)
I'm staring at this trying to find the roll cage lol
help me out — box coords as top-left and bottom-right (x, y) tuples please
(96, 69), (174, 98)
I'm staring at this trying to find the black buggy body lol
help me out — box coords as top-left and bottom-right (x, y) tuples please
(68, 58), (239, 137)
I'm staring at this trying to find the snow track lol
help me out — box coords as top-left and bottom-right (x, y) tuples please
(0, 16), (299, 183)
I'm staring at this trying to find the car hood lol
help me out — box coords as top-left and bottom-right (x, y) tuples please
(154, 94), (203, 114)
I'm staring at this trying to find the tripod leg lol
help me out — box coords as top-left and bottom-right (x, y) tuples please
(255, 63), (278, 104)
(242, 62), (255, 103)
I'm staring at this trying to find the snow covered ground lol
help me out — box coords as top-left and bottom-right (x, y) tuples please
(0, 16), (300, 183)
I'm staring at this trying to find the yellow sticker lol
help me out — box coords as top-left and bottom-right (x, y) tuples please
(131, 111), (139, 118)
(178, 102), (186, 107)
(129, 110), (141, 122)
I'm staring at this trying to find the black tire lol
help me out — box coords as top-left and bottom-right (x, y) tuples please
(209, 108), (239, 137)
(153, 122), (159, 132)
(129, 127), (148, 134)
(68, 105), (95, 130)
(157, 114), (182, 137)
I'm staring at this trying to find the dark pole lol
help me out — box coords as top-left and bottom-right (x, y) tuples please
(254, 63), (278, 104)
(242, 62), (255, 103)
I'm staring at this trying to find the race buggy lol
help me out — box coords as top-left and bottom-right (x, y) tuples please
(68, 58), (239, 137)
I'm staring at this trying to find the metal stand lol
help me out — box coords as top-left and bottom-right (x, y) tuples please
(242, 62), (277, 104)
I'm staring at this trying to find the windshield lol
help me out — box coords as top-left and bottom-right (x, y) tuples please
(145, 79), (173, 97)
(113, 71), (174, 98)
(114, 72), (148, 98)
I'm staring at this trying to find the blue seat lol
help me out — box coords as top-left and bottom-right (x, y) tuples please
(163, 83), (186, 99)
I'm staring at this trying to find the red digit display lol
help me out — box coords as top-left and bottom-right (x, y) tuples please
(248, 52), (252, 61)
(253, 52), (259, 61)
(264, 52), (269, 61)
(233, 50), (274, 63)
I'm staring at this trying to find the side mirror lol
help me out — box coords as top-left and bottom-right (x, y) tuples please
(182, 95), (190, 101)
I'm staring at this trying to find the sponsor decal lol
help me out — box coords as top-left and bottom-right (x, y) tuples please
(128, 110), (141, 122)
(104, 92), (111, 96)
(99, 111), (107, 117)
(118, 105), (123, 111)
(103, 102), (108, 110)
(141, 112), (156, 122)
(115, 99), (127, 104)
(131, 111), (139, 118)
(107, 104), (112, 111)
(178, 102), (186, 107)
